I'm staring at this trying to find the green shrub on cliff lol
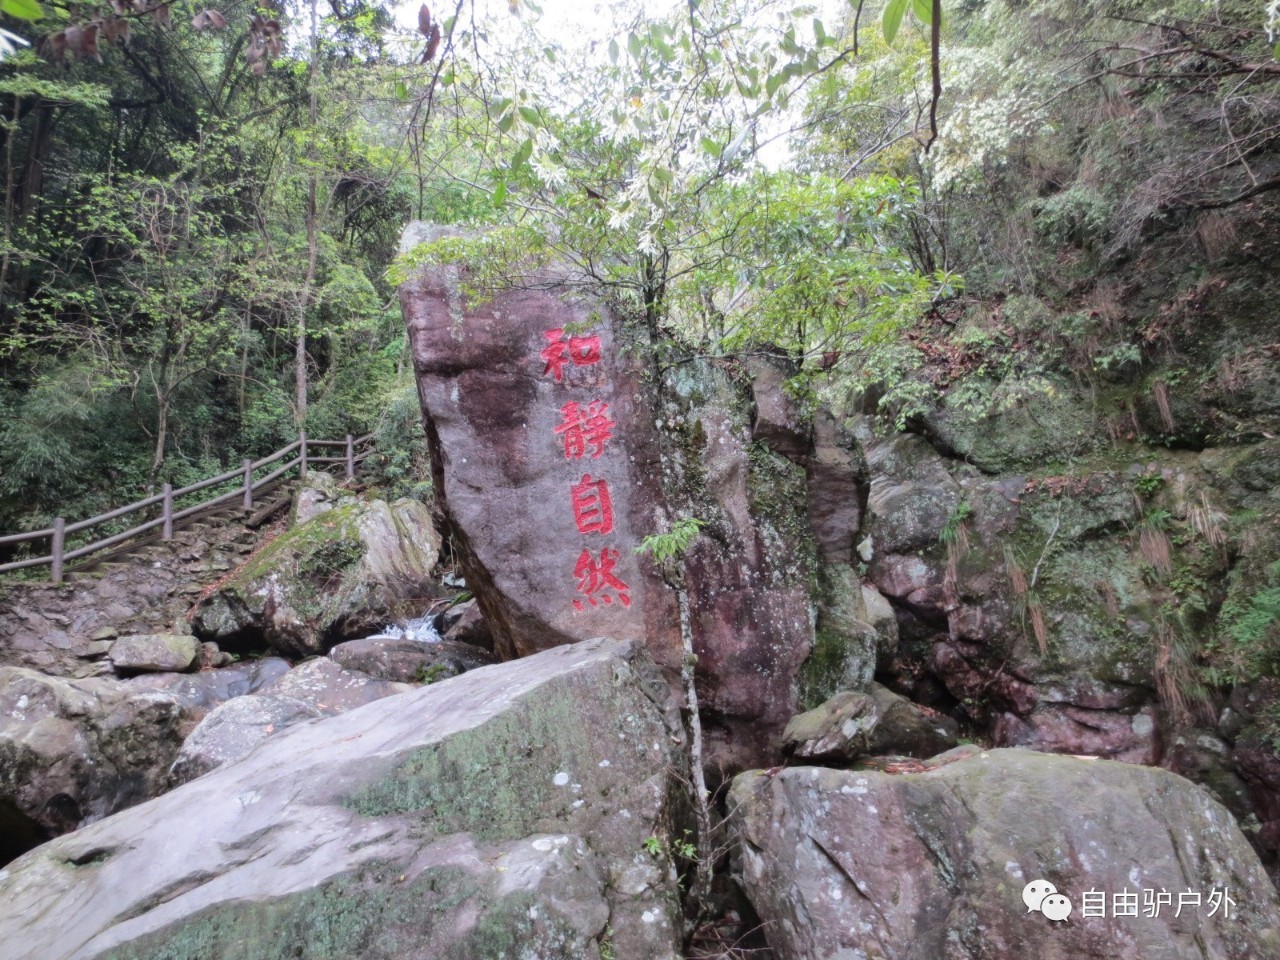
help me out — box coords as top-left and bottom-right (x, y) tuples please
(1216, 560), (1280, 682)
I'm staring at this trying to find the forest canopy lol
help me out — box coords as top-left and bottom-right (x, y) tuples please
(1, 0), (1278, 539)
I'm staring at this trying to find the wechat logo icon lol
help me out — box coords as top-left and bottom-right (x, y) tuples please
(1023, 880), (1072, 922)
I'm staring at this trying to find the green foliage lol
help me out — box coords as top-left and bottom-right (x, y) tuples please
(0, 72), (107, 105)
(362, 380), (434, 502)
(1141, 507), (1173, 531)
(686, 171), (939, 363)
(641, 830), (697, 861)
(883, 0), (933, 45)
(940, 500), (973, 546)
(0, 0), (42, 21)
(636, 518), (705, 564)
(1219, 561), (1280, 675)
(1033, 186), (1114, 250)
(0, 12), (410, 523)
(386, 226), (551, 303)
(1132, 474), (1166, 499)
(413, 663), (451, 685)
(299, 536), (365, 581)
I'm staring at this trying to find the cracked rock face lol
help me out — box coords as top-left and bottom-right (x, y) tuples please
(0, 638), (686, 960)
(0, 667), (193, 846)
(851, 415), (1164, 766)
(729, 748), (1280, 960)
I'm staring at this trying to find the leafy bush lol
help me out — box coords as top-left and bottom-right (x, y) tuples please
(362, 381), (433, 503)
(1211, 560), (1280, 683)
(1033, 186), (1114, 250)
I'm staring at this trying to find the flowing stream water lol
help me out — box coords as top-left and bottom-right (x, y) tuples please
(361, 612), (442, 644)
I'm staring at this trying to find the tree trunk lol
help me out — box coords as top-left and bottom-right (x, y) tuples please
(238, 310), (249, 420)
(675, 581), (715, 923)
(1, 96), (19, 300)
(16, 101), (53, 222)
(296, 0), (320, 427)
(150, 394), (169, 486)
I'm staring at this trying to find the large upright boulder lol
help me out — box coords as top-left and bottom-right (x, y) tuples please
(730, 749), (1280, 960)
(0, 638), (686, 960)
(399, 223), (814, 766)
(399, 224), (675, 665)
(195, 496), (441, 656)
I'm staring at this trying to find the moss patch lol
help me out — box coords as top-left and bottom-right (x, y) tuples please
(344, 677), (662, 843)
(798, 620), (878, 710)
(98, 864), (480, 960)
(452, 889), (588, 959)
(746, 442), (816, 584)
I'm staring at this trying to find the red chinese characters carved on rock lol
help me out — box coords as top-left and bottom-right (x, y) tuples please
(570, 473), (614, 535)
(572, 547), (631, 610)
(541, 328), (602, 382)
(554, 400), (615, 459)
(538, 326), (629, 612)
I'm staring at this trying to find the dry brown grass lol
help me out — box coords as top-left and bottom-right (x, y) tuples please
(1004, 544), (1048, 655)
(1004, 544), (1028, 598)
(943, 520), (969, 590)
(1097, 88), (1137, 124)
(1086, 281), (1126, 333)
(1195, 210), (1237, 261)
(1189, 491), (1227, 553)
(1139, 526), (1173, 575)
(1097, 579), (1120, 618)
(1216, 347), (1269, 396)
(1154, 621), (1214, 728)
(1028, 601), (1049, 656)
(1152, 380), (1175, 432)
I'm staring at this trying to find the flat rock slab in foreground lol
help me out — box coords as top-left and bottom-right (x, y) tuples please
(0, 638), (684, 960)
(730, 748), (1280, 960)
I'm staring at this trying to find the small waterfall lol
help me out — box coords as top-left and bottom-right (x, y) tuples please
(363, 612), (441, 644)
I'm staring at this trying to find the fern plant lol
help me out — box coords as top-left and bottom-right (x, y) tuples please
(636, 518), (705, 566)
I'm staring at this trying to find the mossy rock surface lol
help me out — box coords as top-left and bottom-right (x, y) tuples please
(922, 378), (1106, 474)
(0, 638), (685, 960)
(195, 497), (441, 656)
(731, 749), (1280, 960)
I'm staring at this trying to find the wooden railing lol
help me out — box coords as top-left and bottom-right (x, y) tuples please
(0, 432), (375, 583)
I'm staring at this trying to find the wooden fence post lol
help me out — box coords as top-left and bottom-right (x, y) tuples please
(162, 484), (173, 541)
(299, 430), (308, 480)
(51, 517), (65, 585)
(242, 459), (254, 510)
(345, 434), (355, 480)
